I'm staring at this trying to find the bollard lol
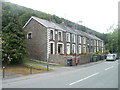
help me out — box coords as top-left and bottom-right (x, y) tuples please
(3, 66), (5, 78)
(30, 65), (32, 74)
(47, 65), (49, 71)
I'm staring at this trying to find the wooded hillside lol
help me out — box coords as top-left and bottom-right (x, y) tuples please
(2, 2), (104, 39)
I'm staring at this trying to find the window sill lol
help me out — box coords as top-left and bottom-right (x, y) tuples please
(58, 40), (63, 42)
(67, 41), (70, 43)
(49, 39), (55, 41)
(59, 53), (65, 55)
(72, 42), (76, 44)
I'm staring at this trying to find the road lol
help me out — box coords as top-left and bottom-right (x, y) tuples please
(2, 60), (118, 88)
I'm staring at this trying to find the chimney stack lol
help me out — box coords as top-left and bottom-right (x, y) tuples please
(60, 22), (66, 26)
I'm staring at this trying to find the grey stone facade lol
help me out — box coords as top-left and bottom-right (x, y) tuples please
(24, 19), (47, 61)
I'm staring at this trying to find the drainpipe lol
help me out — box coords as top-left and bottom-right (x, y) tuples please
(47, 28), (50, 71)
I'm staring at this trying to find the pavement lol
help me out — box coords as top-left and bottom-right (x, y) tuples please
(2, 59), (118, 88)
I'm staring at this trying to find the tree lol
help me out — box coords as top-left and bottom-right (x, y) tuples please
(2, 20), (26, 64)
(105, 27), (118, 54)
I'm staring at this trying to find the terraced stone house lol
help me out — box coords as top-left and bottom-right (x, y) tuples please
(23, 16), (104, 62)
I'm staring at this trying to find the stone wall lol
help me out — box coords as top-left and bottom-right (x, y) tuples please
(78, 55), (92, 65)
(70, 55), (92, 66)
(48, 54), (92, 66)
(48, 54), (67, 65)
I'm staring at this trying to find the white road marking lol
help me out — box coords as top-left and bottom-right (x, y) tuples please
(105, 66), (114, 71)
(69, 72), (99, 85)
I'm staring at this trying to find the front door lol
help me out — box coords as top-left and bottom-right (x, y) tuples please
(50, 43), (53, 54)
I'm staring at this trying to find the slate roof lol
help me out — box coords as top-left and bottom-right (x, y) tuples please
(24, 16), (102, 41)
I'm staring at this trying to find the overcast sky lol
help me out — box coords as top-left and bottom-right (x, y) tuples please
(7, 0), (119, 33)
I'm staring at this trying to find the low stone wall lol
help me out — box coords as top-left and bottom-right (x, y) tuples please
(48, 54), (67, 65)
(78, 55), (92, 65)
(48, 54), (92, 66)
(70, 55), (92, 66)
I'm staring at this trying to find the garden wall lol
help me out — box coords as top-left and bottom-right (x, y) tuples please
(78, 55), (92, 65)
(48, 54), (67, 65)
(48, 54), (92, 66)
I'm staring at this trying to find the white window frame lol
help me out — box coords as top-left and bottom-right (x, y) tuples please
(91, 40), (93, 46)
(98, 41), (100, 46)
(27, 32), (32, 39)
(72, 44), (76, 54)
(66, 43), (70, 54)
(94, 40), (96, 46)
(49, 41), (55, 54)
(87, 39), (89, 45)
(49, 29), (55, 40)
(83, 45), (86, 53)
(57, 42), (64, 54)
(55, 31), (58, 34)
(102, 48), (104, 53)
(58, 31), (63, 41)
(66, 33), (70, 42)
(83, 37), (86, 44)
(72, 34), (75, 43)
(97, 47), (99, 51)
(78, 45), (81, 54)
(94, 47), (96, 52)
(74, 34), (76, 43)
(79, 36), (81, 44)
(97, 40), (99, 46)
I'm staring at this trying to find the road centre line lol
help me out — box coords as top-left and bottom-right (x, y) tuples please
(69, 72), (99, 86)
(105, 66), (114, 71)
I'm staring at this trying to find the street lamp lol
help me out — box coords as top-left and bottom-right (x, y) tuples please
(75, 21), (83, 30)
(75, 21), (82, 65)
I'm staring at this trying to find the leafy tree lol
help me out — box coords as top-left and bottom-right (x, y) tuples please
(2, 17), (26, 64)
(105, 27), (118, 54)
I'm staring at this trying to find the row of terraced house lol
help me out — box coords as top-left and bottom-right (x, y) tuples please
(23, 16), (104, 62)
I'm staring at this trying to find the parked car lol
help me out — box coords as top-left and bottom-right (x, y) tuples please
(106, 54), (117, 61)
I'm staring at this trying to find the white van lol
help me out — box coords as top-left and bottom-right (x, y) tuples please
(106, 54), (117, 61)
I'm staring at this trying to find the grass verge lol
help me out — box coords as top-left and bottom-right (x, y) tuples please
(24, 63), (53, 71)
(5, 65), (46, 76)
(30, 59), (65, 67)
(4, 58), (54, 77)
